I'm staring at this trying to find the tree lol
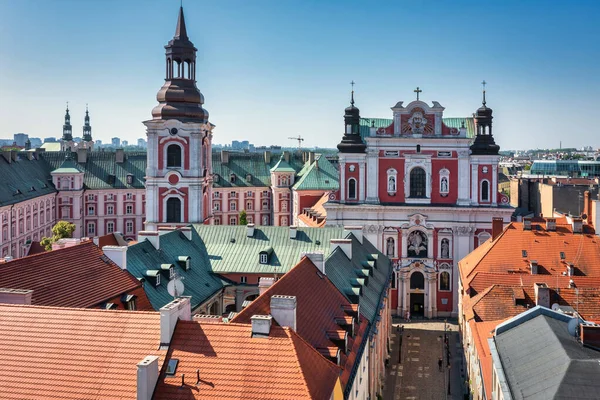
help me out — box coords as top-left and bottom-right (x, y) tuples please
(40, 221), (76, 250)
(239, 209), (247, 225)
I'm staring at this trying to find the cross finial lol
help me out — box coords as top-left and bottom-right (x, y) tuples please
(350, 80), (355, 106)
(414, 86), (422, 101)
(66, 101), (69, 111)
(481, 80), (487, 106)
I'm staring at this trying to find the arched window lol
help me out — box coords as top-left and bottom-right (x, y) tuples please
(348, 178), (357, 199)
(167, 144), (182, 168)
(481, 180), (490, 202)
(410, 167), (426, 198)
(439, 271), (451, 291)
(410, 271), (425, 290)
(166, 197), (181, 223)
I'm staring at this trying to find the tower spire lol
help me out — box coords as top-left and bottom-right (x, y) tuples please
(350, 80), (355, 106)
(62, 102), (73, 141)
(175, 6), (188, 40)
(83, 104), (92, 142)
(481, 80), (487, 107)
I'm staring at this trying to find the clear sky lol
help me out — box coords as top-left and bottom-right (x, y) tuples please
(1, 0), (599, 150)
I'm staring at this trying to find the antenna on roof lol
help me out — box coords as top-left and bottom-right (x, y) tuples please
(167, 274), (185, 298)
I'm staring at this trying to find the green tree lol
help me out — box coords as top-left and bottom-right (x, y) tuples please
(40, 220), (76, 250)
(239, 209), (247, 225)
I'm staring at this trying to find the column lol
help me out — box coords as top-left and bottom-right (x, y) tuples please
(457, 150), (471, 205)
(235, 288), (245, 312)
(492, 164), (498, 206)
(339, 161), (346, 203)
(471, 164), (478, 205)
(397, 270), (402, 316)
(402, 275), (409, 315)
(366, 150), (379, 203)
(359, 162), (366, 202)
(429, 276), (437, 318)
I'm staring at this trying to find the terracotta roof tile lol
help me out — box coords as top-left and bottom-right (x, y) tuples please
(154, 322), (341, 400)
(0, 241), (151, 309)
(470, 285), (532, 322)
(0, 304), (165, 399)
(232, 257), (368, 391)
(469, 320), (504, 400)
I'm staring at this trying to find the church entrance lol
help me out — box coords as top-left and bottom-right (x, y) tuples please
(410, 293), (425, 316)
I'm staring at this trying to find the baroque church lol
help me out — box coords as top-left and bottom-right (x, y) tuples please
(325, 87), (513, 318)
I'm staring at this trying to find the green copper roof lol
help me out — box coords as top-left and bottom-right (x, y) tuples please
(52, 156), (83, 174)
(292, 154), (339, 191)
(126, 229), (224, 310)
(0, 153), (56, 207)
(359, 117), (475, 139)
(325, 233), (392, 325)
(270, 155), (296, 173)
(192, 224), (346, 274)
(41, 151), (146, 189)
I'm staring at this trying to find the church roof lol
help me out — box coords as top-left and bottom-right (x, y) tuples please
(0, 152), (56, 207)
(359, 117), (476, 139)
(293, 154), (338, 191)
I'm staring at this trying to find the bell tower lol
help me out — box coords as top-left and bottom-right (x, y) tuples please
(82, 105), (93, 150)
(61, 103), (74, 151)
(144, 7), (213, 230)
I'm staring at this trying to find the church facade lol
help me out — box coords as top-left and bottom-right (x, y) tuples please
(325, 88), (513, 318)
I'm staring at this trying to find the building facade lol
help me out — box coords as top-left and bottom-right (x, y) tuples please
(325, 88), (513, 317)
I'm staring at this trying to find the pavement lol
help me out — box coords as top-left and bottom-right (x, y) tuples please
(383, 318), (467, 400)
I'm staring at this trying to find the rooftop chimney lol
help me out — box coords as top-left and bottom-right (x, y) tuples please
(308, 152), (315, 165)
(523, 217), (532, 230)
(492, 217), (504, 241)
(530, 260), (538, 275)
(264, 151), (271, 164)
(115, 148), (125, 163)
(302, 251), (325, 275)
(77, 148), (87, 163)
(138, 231), (160, 250)
(251, 315), (272, 338)
(102, 245), (128, 270)
(247, 223), (255, 238)
(580, 324), (600, 350)
(545, 217), (556, 232)
(136, 355), (159, 400)
(2, 150), (11, 164)
(221, 150), (229, 164)
(258, 277), (275, 296)
(330, 239), (352, 260)
(270, 295), (297, 331)
(344, 226), (363, 244)
(289, 225), (297, 239)
(283, 151), (290, 163)
(160, 296), (192, 347)
(179, 227), (192, 241)
(534, 283), (550, 308)
(572, 217), (583, 234)
(0, 288), (33, 305)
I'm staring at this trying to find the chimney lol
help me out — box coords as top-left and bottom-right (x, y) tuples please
(138, 231), (160, 250)
(283, 151), (290, 163)
(580, 325), (600, 350)
(572, 217), (583, 233)
(160, 297), (192, 346)
(11, 150), (17, 162)
(179, 226), (192, 240)
(584, 190), (590, 220)
(545, 217), (556, 232)
(289, 225), (297, 239)
(2, 151), (11, 163)
(344, 226), (363, 243)
(77, 147), (87, 163)
(492, 217), (504, 240)
(0, 288), (33, 305)
(567, 263), (574, 277)
(136, 355), (159, 400)
(330, 239), (352, 259)
(302, 251), (325, 275)
(270, 295), (297, 331)
(530, 260), (538, 275)
(221, 150), (229, 164)
(102, 245), (128, 269)
(533, 283), (550, 308)
(26, 152), (33, 161)
(251, 315), (272, 338)
(264, 151), (271, 164)
(115, 148), (125, 163)
(247, 223), (255, 238)
(308, 152), (315, 165)
(258, 277), (275, 295)
(523, 217), (532, 230)
(370, 123), (377, 137)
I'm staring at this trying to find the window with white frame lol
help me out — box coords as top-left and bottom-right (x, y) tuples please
(262, 200), (269, 210)
(246, 191), (253, 197)
(229, 216), (237, 225)
(213, 192), (221, 199)
(214, 218), (221, 225)
(87, 223), (95, 235)
(87, 194), (94, 201)
(88, 206), (95, 216)
(107, 221), (114, 233)
(108, 194), (114, 201)
(126, 297), (137, 310)
(240, 276), (247, 284)
(262, 191), (270, 198)
(229, 201), (237, 211)
(126, 204), (133, 214)
(246, 201), (253, 210)
(259, 253), (268, 264)
(387, 168), (397, 194)
(281, 216), (289, 226)
(281, 201), (288, 211)
(107, 205), (114, 215)
(126, 193), (133, 200)
(213, 201), (220, 211)
(126, 221), (133, 233)
(169, 266), (175, 279)
(439, 168), (450, 195)
(348, 178), (357, 199)
(481, 180), (490, 202)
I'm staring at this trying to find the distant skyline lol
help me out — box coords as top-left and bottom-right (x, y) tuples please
(1, 0), (599, 150)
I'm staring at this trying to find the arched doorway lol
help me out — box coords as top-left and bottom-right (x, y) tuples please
(410, 271), (425, 317)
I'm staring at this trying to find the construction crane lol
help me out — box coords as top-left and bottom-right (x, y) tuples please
(288, 135), (305, 149)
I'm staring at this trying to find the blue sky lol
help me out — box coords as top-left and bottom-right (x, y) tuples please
(1, 0), (599, 150)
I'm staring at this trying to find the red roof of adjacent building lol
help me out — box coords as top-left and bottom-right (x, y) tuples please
(298, 192), (330, 227)
(0, 304), (165, 400)
(232, 256), (368, 390)
(0, 241), (152, 310)
(469, 319), (504, 400)
(154, 321), (341, 400)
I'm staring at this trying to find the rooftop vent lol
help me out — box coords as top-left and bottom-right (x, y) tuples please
(251, 315), (272, 338)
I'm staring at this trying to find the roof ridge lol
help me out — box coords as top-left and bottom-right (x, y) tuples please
(0, 303), (159, 314)
(1, 239), (95, 263)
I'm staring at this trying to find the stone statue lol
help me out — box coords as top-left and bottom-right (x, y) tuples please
(441, 177), (448, 193)
(407, 231), (427, 257)
(440, 271), (450, 291)
(386, 237), (395, 257)
(441, 239), (449, 259)
(388, 176), (396, 192)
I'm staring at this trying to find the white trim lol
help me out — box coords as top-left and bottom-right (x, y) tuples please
(163, 141), (185, 169)
(439, 168), (450, 195)
(480, 179), (491, 202)
(347, 178), (357, 200)
(386, 168), (398, 195)
(162, 194), (184, 223)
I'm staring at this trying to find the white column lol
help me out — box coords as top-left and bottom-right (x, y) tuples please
(457, 150), (471, 205)
(401, 230), (408, 258)
(396, 271), (402, 315)
(339, 161), (346, 203)
(492, 164), (498, 206)
(359, 162), (366, 202)
(366, 150), (379, 203)
(429, 276), (437, 317)
(471, 164), (478, 205)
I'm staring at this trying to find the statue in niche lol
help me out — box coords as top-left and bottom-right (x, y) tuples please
(386, 237), (395, 258)
(440, 177), (448, 193)
(388, 176), (396, 192)
(440, 271), (450, 291)
(407, 230), (428, 257)
(441, 238), (450, 259)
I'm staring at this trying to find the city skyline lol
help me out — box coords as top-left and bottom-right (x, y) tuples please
(1, 0), (599, 150)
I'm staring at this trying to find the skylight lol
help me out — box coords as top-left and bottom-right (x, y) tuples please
(166, 359), (179, 376)
(521, 250), (528, 258)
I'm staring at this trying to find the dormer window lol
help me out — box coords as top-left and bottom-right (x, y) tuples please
(259, 246), (273, 265)
(177, 256), (191, 270)
(246, 174), (252, 182)
(230, 174), (236, 183)
(161, 263), (175, 279)
(144, 270), (161, 287)
(126, 174), (134, 185)
(260, 253), (268, 264)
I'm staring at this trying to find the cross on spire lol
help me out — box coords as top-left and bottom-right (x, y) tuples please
(350, 80), (355, 106)
(481, 80), (487, 106)
(414, 87), (422, 101)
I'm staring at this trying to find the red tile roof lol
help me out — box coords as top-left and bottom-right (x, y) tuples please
(298, 192), (330, 227)
(468, 273), (600, 296)
(0, 241), (152, 309)
(469, 319), (504, 400)
(467, 285), (532, 322)
(96, 233), (120, 247)
(154, 321), (341, 400)
(0, 304), (165, 399)
(232, 256), (368, 390)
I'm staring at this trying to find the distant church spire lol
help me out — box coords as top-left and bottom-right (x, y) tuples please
(83, 104), (92, 142)
(62, 102), (73, 141)
(470, 81), (499, 155)
(174, 6), (188, 40)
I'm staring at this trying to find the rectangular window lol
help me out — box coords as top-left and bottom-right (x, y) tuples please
(126, 204), (133, 214)
(214, 218), (221, 225)
(246, 201), (253, 211)
(88, 206), (95, 216)
(88, 194), (94, 201)
(213, 201), (220, 211)
(260, 253), (268, 264)
(281, 216), (289, 226)
(127, 298), (137, 311)
(108, 194), (114, 201)
(229, 216), (237, 225)
(262, 200), (269, 211)
(107, 222), (114, 233)
(246, 191), (253, 197)
(281, 201), (288, 211)
(126, 221), (134, 233)
(126, 193), (133, 200)
(87, 223), (95, 235)
(107, 205), (114, 215)
(213, 192), (220, 199)
(240, 276), (247, 284)
(230, 201), (237, 211)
